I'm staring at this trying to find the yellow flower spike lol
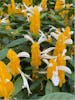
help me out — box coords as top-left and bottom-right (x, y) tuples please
(22, 0), (33, 6)
(41, 0), (47, 11)
(11, 0), (16, 14)
(57, 55), (66, 87)
(0, 61), (12, 81)
(66, 3), (70, 9)
(58, 70), (66, 87)
(47, 59), (57, 80)
(7, 49), (21, 75)
(30, 6), (40, 35)
(54, 26), (71, 56)
(31, 42), (41, 68)
(63, 26), (71, 38)
(55, 0), (65, 10)
(54, 34), (66, 55)
(0, 81), (14, 100)
(8, 4), (12, 15)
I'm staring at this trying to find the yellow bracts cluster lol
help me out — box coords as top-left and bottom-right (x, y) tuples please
(0, 61), (14, 100)
(55, 0), (65, 10)
(47, 59), (57, 79)
(30, 6), (40, 35)
(46, 26), (72, 87)
(7, 49), (21, 76)
(54, 27), (71, 55)
(8, 0), (22, 15)
(31, 42), (41, 67)
(57, 55), (66, 87)
(8, 0), (16, 14)
(22, 0), (33, 6)
(41, 0), (47, 11)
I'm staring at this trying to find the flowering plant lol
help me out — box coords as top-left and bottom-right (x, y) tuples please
(0, 0), (74, 100)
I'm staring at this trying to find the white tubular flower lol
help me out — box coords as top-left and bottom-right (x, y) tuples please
(43, 58), (72, 86)
(22, 3), (42, 21)
(41, 47), (55, 54)
(23, 32), (55, 60)
(52, 71), (59, 86)
(57, 66), (72, 74)
(18, 68), (32, 95)
(23, 34), (34, 43)
(64, 38), (73, 44)
(0, 18), (7, 23)
(23, 30), (47, 44)
(62, 49), (72, 60)
(38, 30), (47, 44)
(50, 32), (59, 40)
(18, 52), (30, 58)
(23, 3), (33, 13)
(65, 56), (71, 60)
(62, 49), (67, 56)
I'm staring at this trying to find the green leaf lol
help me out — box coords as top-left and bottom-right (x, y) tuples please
(30, 78), (43, 91)
(45, 80), (60, 94)
(66, 73), (75, 81)
(6, 38), (27, 48)
(12, 77), (22, 96)
(0, 48), (8, 60)
(39, 92), (75, 100)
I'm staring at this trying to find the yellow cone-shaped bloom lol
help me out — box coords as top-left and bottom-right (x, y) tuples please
(30, 6), (40, 35)
(0, 61), (12, 81)
(8, 0), (16, 14)
(47, 59), (57, 79)
(63, 26), (71, 38)
(55, 0), (65, 10)
(7, 49), (21, 76)
(41, 0), (47, 11)
(31, 42), (41, 67)
(11, 0), (16, 13)
(54, 34), (66, 55)
(22, 0), (33, 6)
(8, 4), (12, 15)
(57, 55), (66, 87)
(0, 81), (14, 100)
(54, 26), (71, 56)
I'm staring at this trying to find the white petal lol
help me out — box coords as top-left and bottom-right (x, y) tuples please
(70, 31), (73, 35)
(48, 63), (53, 67)
(38, 6), (42, 12)
(23, 34), (34, 43)
(18, 52), (30, 58)
(61, 28), (65, 32)
(41, 54), (57, 59)
(41, 47), (55, 54)
(57, 66), (72, 74)
(42, 59), (49, 65)
(64, 39), (73, 44)
(50, 32), (58, 40)
(52, 71), (59, 86)
(38, 30), (47, 44)
(18, 68), (32, 95)
(49, 25), (56, 31)
(65, 56), (71, 60)
(62, 49), (67, 56)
